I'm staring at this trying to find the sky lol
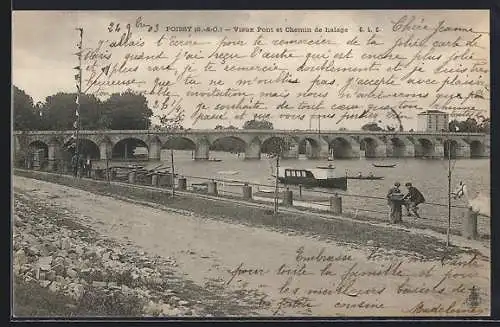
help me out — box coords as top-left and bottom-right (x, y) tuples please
(12, 10), (490, 130)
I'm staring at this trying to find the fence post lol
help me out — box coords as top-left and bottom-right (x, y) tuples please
(283, 187), (293, 206)
(299, 184), (302, 198)
(329, 194), (342, 215)
(151, 173), (159, 187)
(462, 207), (478, 240)
(178, 177), (187, 191)
(128, 171), (136, 184)
(242, 183), (252, 200)
(208, 180), (218, 195)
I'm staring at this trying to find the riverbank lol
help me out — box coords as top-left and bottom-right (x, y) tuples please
(12, 174), (491, 316)
(13, 188), (255, 317)
(14, 168), (489, 244)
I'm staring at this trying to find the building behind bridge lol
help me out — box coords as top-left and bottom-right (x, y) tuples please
(417, 110), (449, 132)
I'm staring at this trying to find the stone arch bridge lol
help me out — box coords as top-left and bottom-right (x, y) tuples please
(13, 129), (490, 169)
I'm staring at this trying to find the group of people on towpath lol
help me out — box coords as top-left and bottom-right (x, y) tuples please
(387, 182), (425, 221)
(71, 153), (92, 178)
(386, 181), (472, 222)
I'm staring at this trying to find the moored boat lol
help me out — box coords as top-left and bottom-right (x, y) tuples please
(273, 167), (347, 190)
(316, 164), (335, 169)
(372, 163), (397, 168)
(347, 175), (384, 180)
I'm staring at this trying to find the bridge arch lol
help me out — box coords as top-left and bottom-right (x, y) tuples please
(27, 140), (49, 169)
(470, 140), (485, 158)
(415, 138), (435, 158)
(28, 139), (49, 149)
(112, 137), (149, 160)
(244, 136), (261, 160)
(388, 137), (406, 157)
(261, 136), (287, 156)
(210, 136), (247, 154)
(298, 137), (321, 159)
(329, 137), (352, 159)
(359, 137), (385, 158)
(162, 136), (196, 150)
(78, 138), (101, 159)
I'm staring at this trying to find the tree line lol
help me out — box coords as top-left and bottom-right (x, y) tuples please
(361, 119), (489, 133)
(13, 85), (280, 133)
(13, 85), (154, 131)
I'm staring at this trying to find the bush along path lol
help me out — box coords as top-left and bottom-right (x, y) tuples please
(13, 190), (257, 317)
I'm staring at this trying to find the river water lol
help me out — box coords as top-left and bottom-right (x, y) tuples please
(142, 150), (490, 234)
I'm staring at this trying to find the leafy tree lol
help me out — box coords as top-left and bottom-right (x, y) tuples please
(104, 92), (153, 130)
(479, 118), (490, 134)
(13, 86), (39, 130)
(361, 122), (383, 131)
(449, 118), (489, 133)
(448, 120), (460, 132)
(243, 119), (273, 130)
(39, 92), (102, 130)
(157, 115), (184, 131)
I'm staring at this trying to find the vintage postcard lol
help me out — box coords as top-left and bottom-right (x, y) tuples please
(12, 10), (490, 318)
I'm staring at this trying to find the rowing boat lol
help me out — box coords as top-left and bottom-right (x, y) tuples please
(372, 163), (397, 168)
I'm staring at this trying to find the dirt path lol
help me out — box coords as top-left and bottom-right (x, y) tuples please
(13, 176), (491, 317)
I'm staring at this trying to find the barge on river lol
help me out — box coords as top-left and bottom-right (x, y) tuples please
(273, 167), (347, 190)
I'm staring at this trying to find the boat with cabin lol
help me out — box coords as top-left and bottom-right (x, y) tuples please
(273, 166), (347, 190)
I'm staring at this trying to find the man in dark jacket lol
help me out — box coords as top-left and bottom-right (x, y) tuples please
(71, 153), (79, 178)
(403, 182), (425, 218)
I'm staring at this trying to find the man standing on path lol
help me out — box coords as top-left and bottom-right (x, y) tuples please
(403, 182), (425, 218)
(71, 153), (79, 178)
(387, 182), (403, 223)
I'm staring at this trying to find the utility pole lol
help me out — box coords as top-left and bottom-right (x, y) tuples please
(74, 28), (83, 177)
(171, 148), (175, 197)
(447, 136), (452, 247)
(274, 153), (279, 215)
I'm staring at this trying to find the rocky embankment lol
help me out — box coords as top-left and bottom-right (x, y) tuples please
(13, 192), (206, 317)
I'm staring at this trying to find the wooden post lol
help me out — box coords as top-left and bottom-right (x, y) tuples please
(462, 207), (478, 240)
(151, 174), (159, 186)
(178, 177), (187, 191)
(329, 195), (342, 215)
(283, 187), (293, 206)
(242, 183), (252, 200)
(128, 170), (136, 184)
(208, 180), (218, 195)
